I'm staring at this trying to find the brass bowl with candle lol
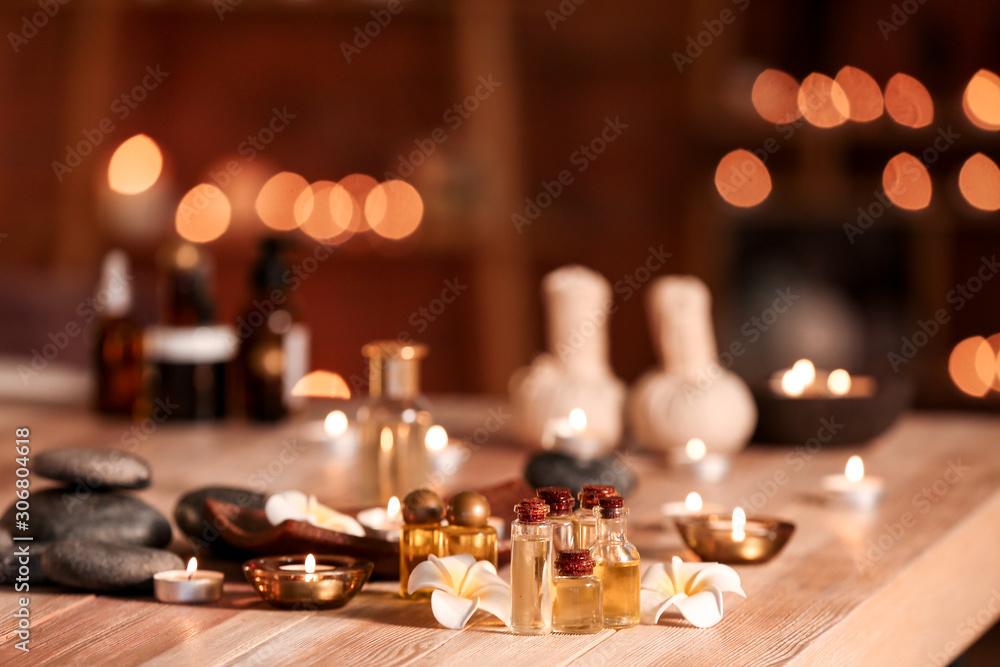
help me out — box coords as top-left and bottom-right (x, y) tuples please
(243, 554), (373, 610)
(674, 514), (795, 565)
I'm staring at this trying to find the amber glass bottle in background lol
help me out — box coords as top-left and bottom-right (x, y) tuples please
(438, 491), (498, 567)
(400, 489), (445, 599)
(237, 238), (310, 421)
(510, 499), (553, 635)
(356, 340), (432, 504)
(536, 486), (576, 553)
(590, 495), (640, 628)
(92, 250), (142, 416)
(552, 550), (602, 634)
(575, 485), (617, 550)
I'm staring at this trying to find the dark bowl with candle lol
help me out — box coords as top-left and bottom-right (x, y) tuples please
(750, 374), (912, 445)
(675, 514), (795, 565)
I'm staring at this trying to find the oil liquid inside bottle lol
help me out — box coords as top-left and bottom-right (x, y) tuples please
(511, 535), (552, 634)
(592, 560), (640, 628)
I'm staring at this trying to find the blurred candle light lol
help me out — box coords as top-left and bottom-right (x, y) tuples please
(963, 69), (1000, 131)
(685, 438), (707, 462)
(366, 180), (425, 240)
(959, 153), (1000, 212)
(568, 407), (587, 431)
(108, 134), (163, 195)
(883, 153), (932, 210)
(827, 369), (852, 396)
(731, 508), (746, 542)
(949, 336), (995, 398)
(822, 456), (884, 509)
(834, 66), (883, 122)
(291, 371), (351, 399)
(256, 171), (311, 231)
(714, 149), (772, 208)
(425, 425), (448, 452)
(685, 492), (703, 513)
(324, 410), (349, 437)
(175, 184), (231, 243)
(884, 73), (934, 128)
(751, 69), (801, 124)
(338, 173), (379, 232)
(797, 73), (850, 128)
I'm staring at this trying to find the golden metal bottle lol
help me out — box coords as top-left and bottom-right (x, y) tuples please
(536, 487), (576, 553)
(439, 491), (498, 567)
(399, 489), (445, 599)
(590, 496), (640, 628)
(510, 500), (553, 635)
(552, 550), (602, 634)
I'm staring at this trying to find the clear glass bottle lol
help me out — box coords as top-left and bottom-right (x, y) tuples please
(510, 499), (553, 635)
(536, 486), (576, 553)
(400, 489), (445, 599)
(92, 250), (142, 416)
(590, 495), (640, 628)
(356, 341), (432, 504)
(439, 491), (498, 567)
(574, 485), (617, 550)
(552, 550), (602, 634)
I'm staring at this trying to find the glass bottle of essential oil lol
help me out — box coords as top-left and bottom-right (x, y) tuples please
(400, 489), (445, 599)
(552, 550), (602, 634)
(536, 486), (576, 553)
(575, 485), (617, 550)
(590, 495), (640, 628)
(356, 340), (432, 504)
(92, 250), (142, 416)
(510, 499), (553, 635)
(439, 491), (498, 567)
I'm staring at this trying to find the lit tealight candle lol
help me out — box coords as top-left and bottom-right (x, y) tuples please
(357, 496), (404, 541)
(731, 507), (746, 542)
(548, 408), (607, 461)
(425, 425), (464, 476)
(661, 491), (726, 519)
(279, 554), (336, 580)
(668, 437), (731, 482)
(821, 455), (885, 509)
(827, 369), (852, 396)
(154, 557), (224, 604)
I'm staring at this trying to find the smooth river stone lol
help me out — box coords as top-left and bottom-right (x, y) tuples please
(35, 448), (152, 490)
(174, 486), (265, 559)
(42, 540), (183, 592)
(0, 542), (50, 586)
(0, 489), (172, 548)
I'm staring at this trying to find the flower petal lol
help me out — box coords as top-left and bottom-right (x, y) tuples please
(640, 562), (676, 597)
(263, 491), (365, 536)
(264, 490), (308, 525)
(430, 590), (479, 629)
(640, 590), (686, 625)
(672, 587), (725, 628)
(431, 554), (478, 590)
(688, 563), (745, 598)
(459, 560), (508, 598)
(407, 558), (458, 596)
(473, 583), (513, 627)
(670, 555), (713, 592)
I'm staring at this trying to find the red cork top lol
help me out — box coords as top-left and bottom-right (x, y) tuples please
(536, 487), (575, 515)
(578, 485), (618, 510)
(597, 494), (625, 518)
(555, 550), (595, 576)
(514, 498), (550, 523)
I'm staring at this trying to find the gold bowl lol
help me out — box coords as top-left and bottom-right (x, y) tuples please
(674, 514), (795, 565)
(242, 554), (373, 610)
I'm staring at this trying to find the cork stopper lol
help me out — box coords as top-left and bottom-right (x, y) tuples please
(555, 550), (596, 576)
(536, 487), (575, 515)
(597, 495), (625, 518)
(514, 498), (550, 523)
(578, 485), (617, 510)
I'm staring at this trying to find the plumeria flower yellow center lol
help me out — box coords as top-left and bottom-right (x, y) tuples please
(640, 556), (746, 628)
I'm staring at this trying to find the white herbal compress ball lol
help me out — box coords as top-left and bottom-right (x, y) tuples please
(630, 276), (756, 459)
(509, 265), (626, 452)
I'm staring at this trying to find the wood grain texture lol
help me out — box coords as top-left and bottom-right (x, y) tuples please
(0, 405), (999, 666)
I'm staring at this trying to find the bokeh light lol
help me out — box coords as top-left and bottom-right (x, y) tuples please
(714, 149), (772, 208)
(108, 134), (163, 195)
(948, 336), (995, 398)
(959, 153), (1000, 211)
(291, 370), (351, 399)
(256, 171), (311, 231)
(884, 73), (934, 128)
(797, 73), (850, 128)
(883, 153), (932, 210)
(963, 69), (1000, 131)
(366, 180), (425, 240)
(834, 66), (883, 122)
(987, 334), (1000, 391)
(751, 69), (801, 124)
(295, 180), (355, 243)
(338, 173), (379, 232)
(175, 183), (231, 243)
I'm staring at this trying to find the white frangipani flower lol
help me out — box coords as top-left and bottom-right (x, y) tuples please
(264, 490), (365, 537)
(407, 554), (512, 629)
(640, 556), (746, 628)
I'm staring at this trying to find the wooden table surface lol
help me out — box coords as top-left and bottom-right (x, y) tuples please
(1, 402), (1000, 666)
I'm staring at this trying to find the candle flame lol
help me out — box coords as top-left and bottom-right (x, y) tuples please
(685, 438), (707, 461)
(828, 369), (852, 396)
(780, 369), (805, 396)
(186, 557), (197, 580)
(305, 554), (316, 574)
(846, 455), (865, 483)
(425, 425), (448, 451)
(380, 427), (394, 453)
(685, 492), (703, 512)
(780, 359), (817, 396)
(568, 408), (587, 431)
(732, 507), (746, 542)
(387, 496), (401, 519)
(792, 359), (816, 386)
(324, 410), (349, 437)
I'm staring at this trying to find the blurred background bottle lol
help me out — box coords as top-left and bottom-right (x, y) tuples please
(92, 249), (142, 416)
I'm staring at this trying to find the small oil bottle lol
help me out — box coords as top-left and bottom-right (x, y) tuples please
(400, 489), (445, 599)
(92, 250), (142, 416)
(552, 550), (602, 634)
(590, 495), (640, 628)
(575, 485), (617, 550)
(510, 499), (553, 635)
(439, 491), (498, 567)
(536, 487), (576, 553)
